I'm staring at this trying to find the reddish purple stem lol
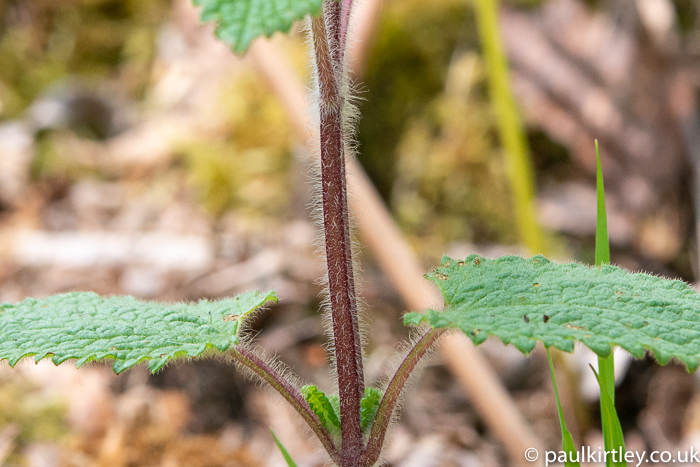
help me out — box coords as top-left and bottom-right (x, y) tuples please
(360, 329), (443, 466)
(230, 345), (341, 464)
(307, 3), (444, 465)
(313, 7), (365, 462)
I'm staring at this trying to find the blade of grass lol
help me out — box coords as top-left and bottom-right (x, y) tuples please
(596, 140), (614, 403)
(271, 429), (299, 467)
(547, 348), (581, 467)
(590, 366), (627, 467)
(594, 140), (623, 466)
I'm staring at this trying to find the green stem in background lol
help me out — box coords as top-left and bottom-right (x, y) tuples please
(473, 0), (543, 254)
(594, 140), (625, 466)
(591, 366), (627, 467)
(547, 348), (581, 467)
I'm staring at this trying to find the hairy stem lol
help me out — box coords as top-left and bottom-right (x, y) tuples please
(312, 7), (365, 461)
(325, 0), (344, 77)
(231, 345), (341, 464)
(361, 329), (443, 466)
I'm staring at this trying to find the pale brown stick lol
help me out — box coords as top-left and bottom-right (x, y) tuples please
(248, 30), (544, 467)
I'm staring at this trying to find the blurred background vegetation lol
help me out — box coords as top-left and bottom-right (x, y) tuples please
(0, 0), (170, 117)
(2, 0), (699, 270)
(2, 0), (700, 465)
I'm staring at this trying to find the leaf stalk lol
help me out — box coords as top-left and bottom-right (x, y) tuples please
(360, 329), (443, 466)
(231, 346), (341, 464)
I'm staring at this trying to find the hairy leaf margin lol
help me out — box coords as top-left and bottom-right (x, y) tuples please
(405, 255), (700, 371)
(193, 0), (324, 53)
(0, 290), (277, 373)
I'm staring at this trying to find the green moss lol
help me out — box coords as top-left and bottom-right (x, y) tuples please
(673, 0), (698, 33)
(0, 379), (68, 463)
(358, 0), (521, 251)
(358, 0), (476, 201)
(179, 73), (293, 217)
(0, 0), (171, 118)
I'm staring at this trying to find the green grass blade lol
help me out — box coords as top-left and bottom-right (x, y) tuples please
(271, 429), (299, 467)
(591, 366), (627, 467)
(547, 348), (581, 467)
(597, 354), (615, 408)
(595, 140), (617, 456)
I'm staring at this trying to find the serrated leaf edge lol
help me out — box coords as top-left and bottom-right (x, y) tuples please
(1, 290), (277, 374)
(406, 255), (700, 372)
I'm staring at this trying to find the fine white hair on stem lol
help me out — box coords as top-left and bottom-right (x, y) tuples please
(303, 9), (367, 389)
(376, 326), (441, 407)
(233, 332), (306, 394)
(362, 328), (443, 465)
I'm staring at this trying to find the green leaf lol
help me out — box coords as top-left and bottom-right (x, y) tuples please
(360, 387), (383, 433)
(591, 366), (627, 467)
(192, 0), (324, 54)
(405, 255), (700, 371)
(302, 385), (341, 436)
(561, 424), (581, 466)
(271, 429), (299, 467)
(328, 393), (340, 423)
(0, 290), (277, 374)
(547, 348), (581, 467)
(302, 386), (383, 436)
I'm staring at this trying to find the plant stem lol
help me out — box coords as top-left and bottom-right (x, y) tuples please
(360, 329), (443, 466)
(312, 7), (365, 462)
(473, 0), (543, 254)
(231, 346), (341, 464)
(325, 0), (343, 75)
